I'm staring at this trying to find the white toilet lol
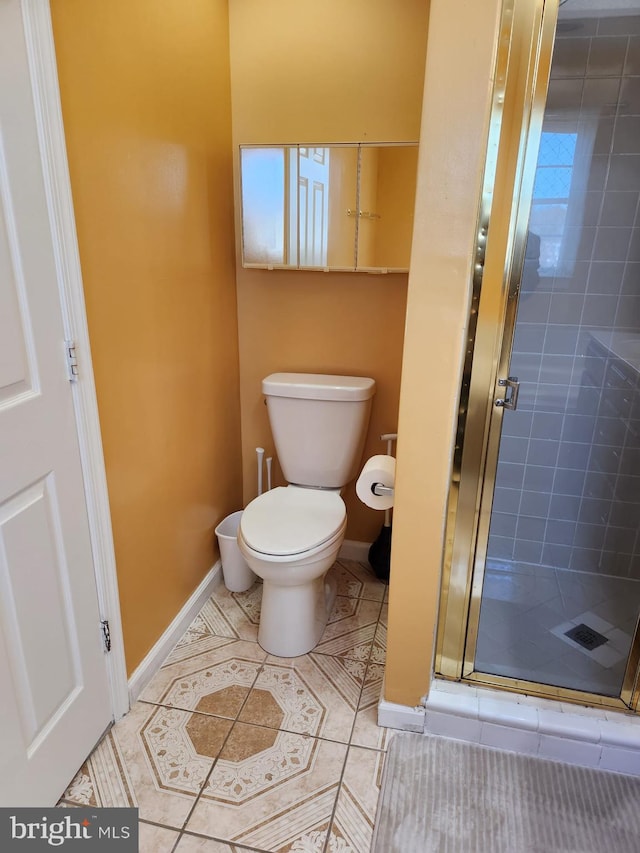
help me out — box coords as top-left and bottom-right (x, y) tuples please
(237, 372), (376, 657)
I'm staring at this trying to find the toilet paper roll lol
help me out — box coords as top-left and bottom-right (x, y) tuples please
(356, 455), (396, 511)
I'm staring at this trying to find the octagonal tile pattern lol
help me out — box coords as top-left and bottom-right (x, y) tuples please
(184, 709), (237, 759)
(158, 657), (261, 716)
(187, 723), (347, 850)
(201, 722), (318, 805)
(140, 640), (267, 714)
(59, 557), (390, 851)
(240, 663), (326, 736)
(142, 675), (325, 805)
(193, 685), (249, 719)
(141, 705), (231, 797)
(240, 654), (366, 743)
(237, 687), (285, 730)
(60, 702), (213, 827)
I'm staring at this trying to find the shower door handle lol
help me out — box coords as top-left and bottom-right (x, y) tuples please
(495, 376), (520, 410)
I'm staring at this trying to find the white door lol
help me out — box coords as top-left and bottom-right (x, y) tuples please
(0, 0), (112, 805)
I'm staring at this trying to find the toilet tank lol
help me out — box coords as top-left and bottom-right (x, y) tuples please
(263, 373), (376, 489)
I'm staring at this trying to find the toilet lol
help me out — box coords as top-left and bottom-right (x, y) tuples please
(237, 372), (376, 656)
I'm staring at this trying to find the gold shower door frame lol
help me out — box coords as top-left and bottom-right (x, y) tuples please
(435, 0), (640, 712)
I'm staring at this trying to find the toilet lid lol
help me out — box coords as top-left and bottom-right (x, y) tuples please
(240, 487), (346, 556)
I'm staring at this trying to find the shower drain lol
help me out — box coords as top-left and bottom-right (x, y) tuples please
(564, 623), (609, 651)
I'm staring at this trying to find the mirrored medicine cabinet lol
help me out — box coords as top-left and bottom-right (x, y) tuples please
(239, 142), (418, 273)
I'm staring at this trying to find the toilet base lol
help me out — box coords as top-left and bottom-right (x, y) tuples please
(258, 571), (337, 657)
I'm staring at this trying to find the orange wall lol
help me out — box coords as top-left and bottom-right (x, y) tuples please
(385, 0), (505, 705)
(229, 0), (429, 541)
(51, 0), (242, 674)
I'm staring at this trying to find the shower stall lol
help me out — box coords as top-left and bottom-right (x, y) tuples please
(437, 0), (640, 710)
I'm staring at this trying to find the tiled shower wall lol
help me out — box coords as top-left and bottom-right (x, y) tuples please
(489, 15), (640, 579)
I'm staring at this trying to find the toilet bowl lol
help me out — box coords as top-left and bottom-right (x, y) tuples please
(238, 485), (346, 656)
(239, 372), (375, 656)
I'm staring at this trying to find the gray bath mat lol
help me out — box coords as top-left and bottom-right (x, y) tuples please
(372, 732), (640, 852)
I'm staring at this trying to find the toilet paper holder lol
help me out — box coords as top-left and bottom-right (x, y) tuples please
(371, 432), (398, 500)
(372, 483), (394, 497)
(372, 432), (396, 497)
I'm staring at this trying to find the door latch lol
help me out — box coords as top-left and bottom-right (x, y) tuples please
(495, 376), (520, 410)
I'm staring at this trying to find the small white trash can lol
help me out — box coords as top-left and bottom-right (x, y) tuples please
(215, 510), (256, 592)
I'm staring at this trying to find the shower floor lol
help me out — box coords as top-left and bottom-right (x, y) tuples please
(475, 561), (640, 697)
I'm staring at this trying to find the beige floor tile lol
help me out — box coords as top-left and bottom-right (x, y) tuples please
(165, 632), (239, 667)
(332, 559), (386, 602)
(328, 745), (386, 852)
(61, 702), (231, 828)
(359, 662), (384, 711)
(175, 833), (262, 852)
(186, 723), (347, 851)
(58, 558), (392, 848)
(140, 639), (267, 717)
(315, 597), (383, 661)
(351, 660), (391, 753)
(196, 583), (263, 642)
(351, 705), (394, 752)
(238, 653), (366, 742)
(370, 603), (388, 665)
(139, 821), (180, 852)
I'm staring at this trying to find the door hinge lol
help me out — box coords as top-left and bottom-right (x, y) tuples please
(101, 619), (111, 652)
(64, 339), (79, 382)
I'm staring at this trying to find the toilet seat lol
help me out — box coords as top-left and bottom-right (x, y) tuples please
(240, 486), (346, 557)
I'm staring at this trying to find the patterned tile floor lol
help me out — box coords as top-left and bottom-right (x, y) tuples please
(58, 559), (392, 852)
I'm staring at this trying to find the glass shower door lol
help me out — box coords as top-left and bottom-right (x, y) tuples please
(474, 4), (640, 698)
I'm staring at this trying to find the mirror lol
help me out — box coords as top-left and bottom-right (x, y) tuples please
(240, 143), (418, 272)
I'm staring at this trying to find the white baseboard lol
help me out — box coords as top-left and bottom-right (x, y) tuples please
(339, 539), (371, 562)
(378, 697), (426, 733)
(128, 561), (222, 705)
